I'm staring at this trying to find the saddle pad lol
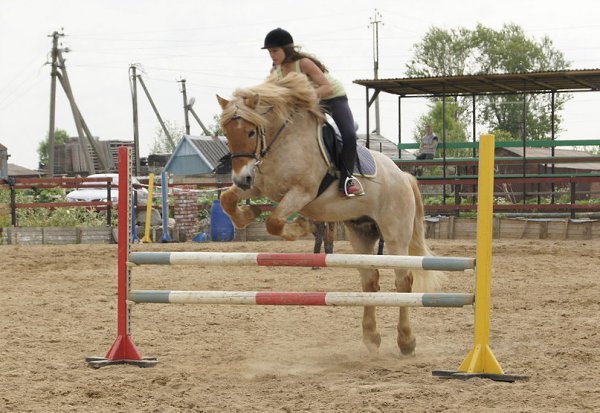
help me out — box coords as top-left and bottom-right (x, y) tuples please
(317, 124), (377, 178)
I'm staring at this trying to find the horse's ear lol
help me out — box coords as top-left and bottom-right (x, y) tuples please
(246, 94), (260, 110)
(216, 95), (229, 109)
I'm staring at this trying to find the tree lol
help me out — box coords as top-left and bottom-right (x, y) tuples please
(38, 128), (70, 167)
(406, 23), (570, 141)
(209, 114), (223, 136)
(414, 100), (469, 157)
(149, 120), (184, 154)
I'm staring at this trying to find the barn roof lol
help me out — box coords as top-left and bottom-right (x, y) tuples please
(498, 147), (600, 171)
(354, 69), (600, 97)
(164, 135), (229, 176)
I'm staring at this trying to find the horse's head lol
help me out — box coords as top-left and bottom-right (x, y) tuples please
(217, 74), (324, 190)
(217, 94), (264, 190)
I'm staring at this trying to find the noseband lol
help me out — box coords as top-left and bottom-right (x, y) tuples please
(227, 114), (289, 163)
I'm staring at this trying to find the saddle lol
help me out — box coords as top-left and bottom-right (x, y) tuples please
(315, 118), (377, 197)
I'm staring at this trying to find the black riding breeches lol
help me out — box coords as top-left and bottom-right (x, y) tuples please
(321, 95), (357, 189)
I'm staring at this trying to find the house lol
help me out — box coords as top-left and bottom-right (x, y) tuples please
(494, 147), (600, 201)
(8, 163), (41, 178)
(0, 142), (7, 179)
(357, 133), (414, 159)
(163, 135), (229, 176)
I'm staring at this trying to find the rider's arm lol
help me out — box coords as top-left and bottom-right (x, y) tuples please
(299, 58), (333, 99)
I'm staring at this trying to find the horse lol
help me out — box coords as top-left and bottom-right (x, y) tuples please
(216, 72), (442, 356)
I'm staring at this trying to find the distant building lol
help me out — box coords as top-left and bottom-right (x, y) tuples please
(8, 163), (41, 178)
(49, 137), (137, 176)
(164, 135), (229, 176)
(494, 147), (600, 201)
(0, 142), (7, 179)
(357, 133), (414, 159)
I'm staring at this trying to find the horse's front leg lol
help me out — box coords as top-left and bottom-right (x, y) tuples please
(219, 185), (262, 229)
(264, 189), (313, 240)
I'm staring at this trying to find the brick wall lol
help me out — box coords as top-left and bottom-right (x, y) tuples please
(173, 188), (198, 241)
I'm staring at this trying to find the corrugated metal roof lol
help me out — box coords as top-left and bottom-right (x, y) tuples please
(188, 135), (229, 168)
(354, 69), (600, 97)
(357, 133), (414, 159)
(499, 147), (600, 171)
(164, 135), (229, 176)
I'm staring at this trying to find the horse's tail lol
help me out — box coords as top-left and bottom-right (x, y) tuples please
(407, 174), (445, 292)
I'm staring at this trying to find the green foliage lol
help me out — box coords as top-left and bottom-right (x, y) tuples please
(38, 128), (70, 167)
(149, 120), (184, 154)
(16, 207), (106, 227)
(0, 187), (107, 228)
(209, 114), (224, 136)
(406, 23), (571, 142)
(414, 100), (469, 157)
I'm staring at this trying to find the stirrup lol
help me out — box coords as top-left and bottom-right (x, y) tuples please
(344, 176), (365, 197)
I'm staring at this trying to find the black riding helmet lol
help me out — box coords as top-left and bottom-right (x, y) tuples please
(262, 28), (293, 49)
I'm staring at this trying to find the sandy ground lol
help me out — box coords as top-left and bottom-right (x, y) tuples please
(1, 238), (599, 412)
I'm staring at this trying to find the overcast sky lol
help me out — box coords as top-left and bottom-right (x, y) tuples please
(1, 0), (599, 170)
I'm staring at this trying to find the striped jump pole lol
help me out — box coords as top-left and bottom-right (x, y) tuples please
(128, 251), (475, 271)
(130, 291), (475, 307)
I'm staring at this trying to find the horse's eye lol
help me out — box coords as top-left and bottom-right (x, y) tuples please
(248, 129), (256, 139)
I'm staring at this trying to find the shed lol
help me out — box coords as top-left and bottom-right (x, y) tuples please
(0, 142), (7, 179)
(357, 133), (414, 159)
(164, 135), (229, 176)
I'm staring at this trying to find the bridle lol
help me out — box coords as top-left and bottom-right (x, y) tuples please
(226, 110), (289, 165)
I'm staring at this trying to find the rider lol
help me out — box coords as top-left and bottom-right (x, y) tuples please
(262, 27), (364, 197)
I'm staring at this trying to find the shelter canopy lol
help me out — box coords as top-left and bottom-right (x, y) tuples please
(353, 69), (600, 97)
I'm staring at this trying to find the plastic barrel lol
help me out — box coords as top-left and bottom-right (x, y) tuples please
(210, 200), (235, 241)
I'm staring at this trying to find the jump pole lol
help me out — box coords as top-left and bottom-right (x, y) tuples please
(433, 134), (526, 382)
(86, 147), (157, 368)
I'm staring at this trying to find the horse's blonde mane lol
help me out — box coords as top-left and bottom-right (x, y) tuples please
(220, 72), (324, 128)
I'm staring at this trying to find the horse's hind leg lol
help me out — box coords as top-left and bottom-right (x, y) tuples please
(385, 239), (416, 356)
(345, 221), (381, 354)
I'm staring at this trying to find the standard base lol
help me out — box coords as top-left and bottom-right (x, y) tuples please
(432, 370), (528, 383)
(85, 356), (158, 369)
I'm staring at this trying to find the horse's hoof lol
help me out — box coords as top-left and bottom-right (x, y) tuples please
(363, 332), (381, 353)
(398, 336), (416, 355)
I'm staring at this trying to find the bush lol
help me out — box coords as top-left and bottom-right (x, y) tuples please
(16, 207), (106, 227)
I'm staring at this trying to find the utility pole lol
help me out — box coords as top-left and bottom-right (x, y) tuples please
(47, 31), (63, 177)
(56, 49), (105, 174)
(47, 30), (108, 175)
(130, 65), (141, 175)
(368, 9), (383, 135)
(136, 74), (176, 150)
(178, 79), (191, 135)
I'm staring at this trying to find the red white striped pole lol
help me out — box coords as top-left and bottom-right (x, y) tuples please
(128, 251), (475, 271)
(129, 290), (475, 308)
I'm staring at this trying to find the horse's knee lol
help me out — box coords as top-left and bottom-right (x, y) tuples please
(361, 269), (380, 292)
(395, 270), (413, 292)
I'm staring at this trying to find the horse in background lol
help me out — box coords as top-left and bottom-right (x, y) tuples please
(216, 73), (442, 356)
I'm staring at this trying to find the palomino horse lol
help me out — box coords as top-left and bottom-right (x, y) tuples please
(216, 73), (441, 356)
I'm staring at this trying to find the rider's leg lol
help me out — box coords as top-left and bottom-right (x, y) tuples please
(322, 96), (364, 196)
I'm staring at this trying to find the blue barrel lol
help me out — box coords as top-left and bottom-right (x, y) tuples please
(210, 200), (235, 241)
